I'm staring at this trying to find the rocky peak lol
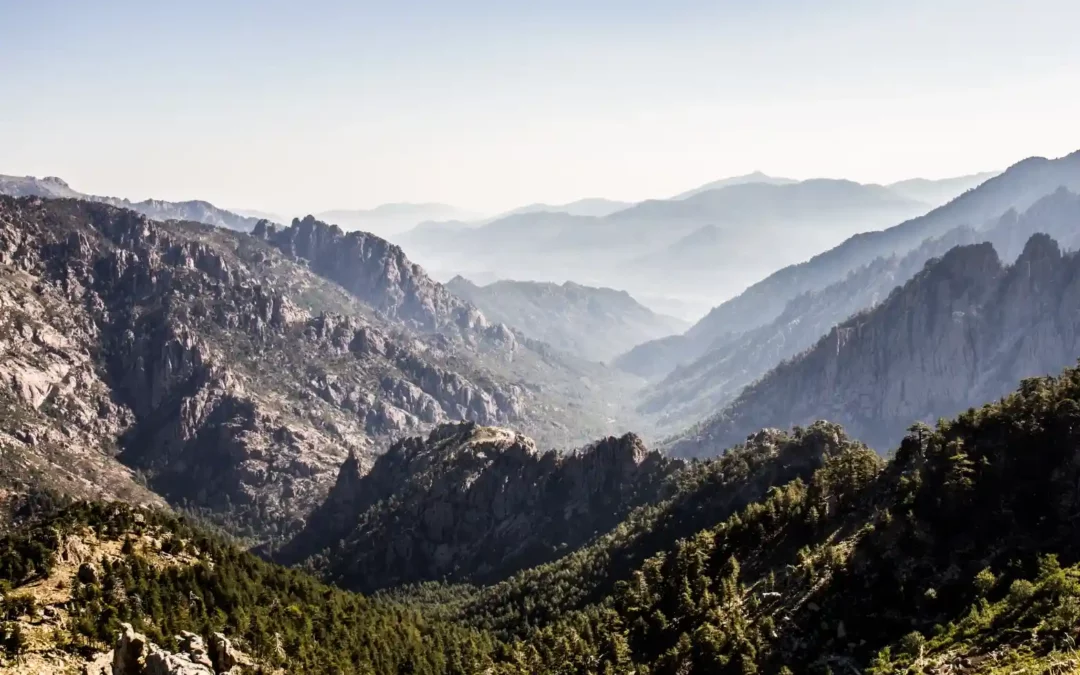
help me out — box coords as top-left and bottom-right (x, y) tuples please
(1015, 231), (1062, 266)
(277, 423), (683, 590)
(40, 176), (70, 188)
(253, 214), (488, 334)
(89, 623), (255, 675)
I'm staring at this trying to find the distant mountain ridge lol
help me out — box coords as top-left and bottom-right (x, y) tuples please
(0, 173), (266, 232)
(886, 170), (1000, 204)
(445, 276), (687, 362)
(315, 202), (481, 237)
(616, 150), (1080, 380)
(638, 187), (1080, 433)
(398, 177), (935, 324)
(671, 171), (798, 200)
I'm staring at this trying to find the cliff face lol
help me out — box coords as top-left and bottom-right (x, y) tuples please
(668, 234), (1080, 457)
(278, 422), (683, 591)
(254, 216), (487, 334)
(0, 196), (601, 541)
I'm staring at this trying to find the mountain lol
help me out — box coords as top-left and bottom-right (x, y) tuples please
(230, 207), (289, 223)
(639, 188), (1080, 432)
(277, 422), (680, 591)
(886, 170), (1000, 205)
(398, 179), (932, 323)
(670, 171), (798, 200)
(315, 203), (480, 237)
(616, 149), (1080, 380)
(8, 348), (1080, 675)
(667, 232), (1080, 458)
(444, 276), (688, 363)
(493, 197), (634, 219)
(0, 197), (634, 543)
(457, 364), (1080, 674)
(0, 174), (265, 232)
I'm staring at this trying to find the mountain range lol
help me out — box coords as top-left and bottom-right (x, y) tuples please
(639, 187), (1080, 433)
(397, 173), (993, 323)
(314, 203), (482, 238)
(4, 153), (1080, 675)
(0, 197), (638, 544)
(617, 150), (1080, 379)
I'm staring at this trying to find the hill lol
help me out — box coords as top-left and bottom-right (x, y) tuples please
(276, 422), (681, 591)
(445, 277), (687, 362)
(466, 363), (1080, 673)
(0, 501), (493, 674)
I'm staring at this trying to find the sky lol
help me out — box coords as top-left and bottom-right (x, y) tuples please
(2, 0), (1080, 216)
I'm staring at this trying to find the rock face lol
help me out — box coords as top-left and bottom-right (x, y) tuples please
(254, 215), (486, 334)
(641, 188), (1080, 433)
(616, 149), (1080, 380)
(104, 623), (251, 675)
(0, 196), (625, 540)
(445, 276), (687, 363)
(668, 233), (1080, 457)
(278, 421), (683, 591)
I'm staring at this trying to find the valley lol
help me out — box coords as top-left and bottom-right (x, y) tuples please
(2, 146), (1080, 675)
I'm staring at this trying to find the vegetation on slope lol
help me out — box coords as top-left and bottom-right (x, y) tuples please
(0, 502), (493, 674)
(472, 363), (1080, 673)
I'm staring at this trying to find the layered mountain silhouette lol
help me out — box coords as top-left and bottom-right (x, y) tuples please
(445, 276), (687, 362)
(617, 150), (1080, 379)
(399, 177), (935, 322)
(314, 203), (480, 237)
(640, 188), (1080, 432)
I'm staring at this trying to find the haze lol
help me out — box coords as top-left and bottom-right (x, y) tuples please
(2, 0), (1079, 216)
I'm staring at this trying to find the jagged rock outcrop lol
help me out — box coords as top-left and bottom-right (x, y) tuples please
(278, 421), (683, 590)
(668, 234), (1080, 457)
(98, 623), (253, 675)
(254, 215), (486, 333)
(641, 188), (1080, 432)
(617, 149), (1080, 380)
(0, 196), (621, 541)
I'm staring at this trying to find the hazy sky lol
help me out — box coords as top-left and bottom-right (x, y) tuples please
(2, 0), (1079, 215)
